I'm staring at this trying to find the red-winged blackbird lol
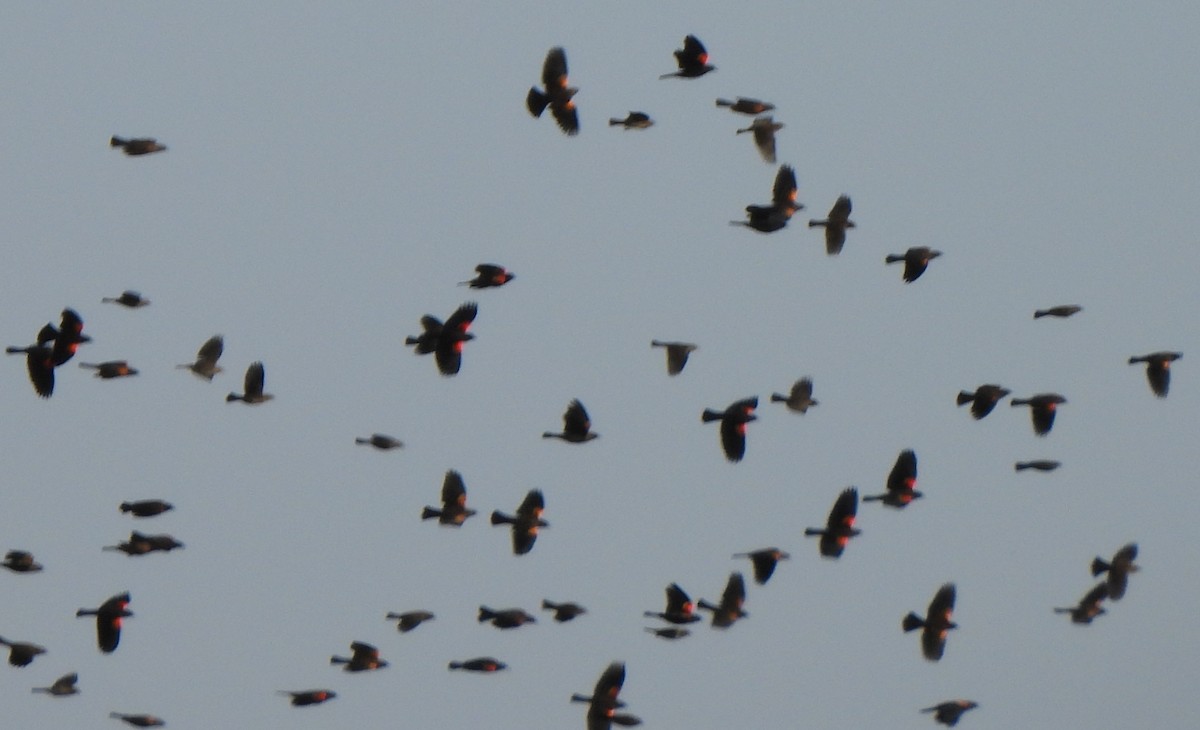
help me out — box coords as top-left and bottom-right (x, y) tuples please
(32, 672), (78, 696)
(355, 433), (403, 450)
(1091, 543), (1138, 600)
(804, 487), (861, 557)
(956, 385), (1010, 420)
(330, 641), (387, 671)
(731, 164), (802, 233)
(109, 712), (165, 727)
(1014, 460), (1061, 472)
(102, 291), (149, 308)
(771, 377), (817, 413)
(1054, 582), (1108, 624)
(697, 572), (748, 628)
(527, 47), (579, 135)
(6, 342), (55, 397)
(278, 689), (336, 706)
(103, 531), (183, 556)
(0, 636), (46, 667)
(542, 599), (587, 622)
(701, 396), (758, 462)
(733, 548), (789, 585)
(478, 606), (536, 629)
(902, 583), (957, 661)
(1128, 351), (1182, 398)
(650, 340), (697, 375)
(736, 116), (784, 163)
(177, 335), (223, 381)
(543, 399), (599, 442)
(110, 136), (166, 155)
(25, 308), (89, 367)
(644, 582), (702, 625)
(864, 450), (922, 508)
(571, 661), (642, 730)
(886, 247), (941, 282)
(2, 550), (43, 573)
(609, 112), (654, 129)
(226, 361), (273, 403)
(404, 302), (477, 376)
(921, 700), (978, 727)
(1010, 393), (1066, 435)
(809, 195), (855, 255)
(1033, 305), (1081, 319)
(716, 97), (774, 115)
(460, 264), (515, 289)
(644, 626), (690, 639)
(660, 35), (715, 78)
(490, 489), (547, 555)
(449, 657), (507, 672)
(422, 470), (476, 526)
(80, 361), (138, 378)
(76, 592), (132, 653)
(386, 610), (435, 632)
(120, 500), (173, 517)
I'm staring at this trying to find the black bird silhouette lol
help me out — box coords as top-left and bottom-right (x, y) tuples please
(103, 531), (183, 556)
(1033, 305), (1081, 319)
(110, 136), (166, 155)
(701, 396), (758, 462)
(386, 610), (435, 632)
(102, 291), (149, 308)
(651, 340), (697, 375)
(80, 361), (138, 379)
(404, 302), (477, 376)
(449, 657), (507, 672)
(329, 641), (387, 671)
(2, 550), (43, 573)
(1128, 351), (1181, 398)
(921, 700), (978, 727)
(421, 470), (476, 526)
(226, 361), (273, 403)
(478, 606), (536, 629)
(731, 164), (802, 233)
(1010, 393), (1066, 435)
(355, 433), (403, 450)
(902, 583), (957, 661)
(120, 500), (173, 518)
(733, 548), (789, 585)
(804, 488), (861, 557)
(278, 689), (336, 706)
(697, 572), (748, 628)
(0, 636), (46, 667)
(177, 335), (224, 380)
(864, 450), (922, 508)
(490, 489), (547, 555)
(736, 116), (784, 163)
(661, 35), (715, 78)
(1014, 460), (1061, 472)
(809, 195), (855, 255)
(644, 582), (702, 625)
(1091, 543), (1138, 600)
(644, 626), (690, 639)
(76, 592), (132, 653)
(32, 672), (78, 696)
(542, 599), (587, 622)
(609, 112), (654, 129)
(956, 384), (1010, 420)
(6, 341), (55, 397)
(47, 308), (90, 366)
(771, 377), (817, 413)
(109, 713), (165, 727)
(886, 247), (942, 282)
(1054, 582), (1108, 624)
(716, 97), (774, 115)
(543, 399), (599, 442)
(571, 661), (642, 730)
(460, 264), (515, 289)
(527, 47), (579, 135)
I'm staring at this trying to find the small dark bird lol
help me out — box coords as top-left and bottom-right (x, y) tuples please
(103, 531), (183, 556)
(460, 264), (515, 289)
(491, 489), (547, 555)
(2, 550), (43, 573)
(76, 592), (132, 653)
(110, 136), (166, 155)
(1033, 305), (1082, 319)
(0, 636), (46, 667)
(1014, 460), (1061, 472)
(716, 97), (774, 115)
(701, 396), (758, 462)
(804, 487), (861, 557)
(1054, 582), (1108, 624)
(1128, 351), (1182, 398)
(956, 385), (1010, 419)
(697, 572), (748, 628)
(543, 399), (599, 442)
(542, 599), (587, 622)
(921, 700), (978, 727)
(355, 433), (403, 450)
(226, 361), (273, 403)
(109, 713), (164, 727)
(1091, 543), (1138, 601)
(478, 606), (536, 629)
(644, 626), (690, 639)
(386, 610), (435, 632)
(661, 35), (715, 78)
(6, 342), (55, 397)
(278, 689), (336, 706)
(1010, 393), (1066, 435)
(771, 377), (817, 413)
(902, 583), (957, 661)
(644, 582), (702, 625)
(527, 47), (579, 135)
(404, 302), (477, 376)
(120, 500), (173, 518)
(651, 340), (697, 375)
(736, 116), (784, 163)
(886, 247), (942, 282)
(32, 672), (78, 696)
(102, 291), (149, 308)
(864, 450), (922, 508)
(609, 112), (654, 129)
(733, 548), (789, 585)
(177, 335), (223, 380)
(809, 195), (855, 255)
(732, 164), (802, 233)
(572, 661), (642, 730)
(26, 308), (90, 367)
(449, 657), (507, 672)
(80, 361), (138, 379)
(330, 641), (387, 672)
(421, 470), (476, 526)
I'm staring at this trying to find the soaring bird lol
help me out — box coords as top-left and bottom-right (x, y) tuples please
(543, 399), (599, 442)
(956, 384), (1010, 420)
(226, 361), (273, 403)
(527, 47), (579, 135)
(460, 264), (515, 289)
(660, 35), (715, 78)
(490, 489), (547, 555)
(701, 396), (758, 462)
(76, 592), (132, 653)
(278, 689), (336, 706)
(921, 700), (978, 727)
(119, 500), (173, 518)
(733, 548), (789, 585)
(697, 572), (748, 628)
(542, 599), (587, 622)
(2, 550), (43, 573)
(731, 164), (802, 233)
(1014, 460), (1061, 472)
(1010, 393), (1066, 435)
(809, 195), (855, 255)
(1091, 543), (1138, 600)
(6, 341), (55, 397)
(329, 641), (387, 672)
(864, 450), (922, 508)
(771, 377), (817, 413)
(355, 433), (403, 450)
(404, 302), (478, 376)
(110, 136), (166, 155)
(421, 470), (476, 526)
(0, 636), (46, 667)
(32, 672), (78, 696)
(177, 335), (224, 380)
(902, 583), (957, 661)
(609, 112), (654, 129)
(386, 610), (435, 633)
(651, 340), (697, 375)
(1054, 582), (1108, 624)
(449, 657), (507, 672)
(1033, 305), (1081, 319)
(80, 361), (138, 379)
(1128, 351), (1182, 398)
(736, 116), (784, 163)
(102, 291), (149, 308)
(716, 97), (774, 115)
(804, 488), (861, 557)
(571, 661), (642, 730)
(478, 606), (536, 629)
(886, 247), (942, 282)
(103, 532), (183, 556)
(644, 582), (702, 625)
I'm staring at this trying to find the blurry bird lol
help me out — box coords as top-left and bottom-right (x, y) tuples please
(32, 672), (78, 696)
(660, 35), (715, 78)
(103, 531), (183, 556)
(697, 572), (748, 628)
(329, 641), (387, 672)
(226, 361), (273, 403)
(1033, 305), (1082, 319)
(731, 164), (802, 233)
(572, 661), (642, 730)
(102, 291), (149, 308)
(736, 116), (783, 163)
(0, 637), (46, 667)
(278, 689), (336, 706)
(956, 384), (1010, 420)
(110, 136), (166, 155)
(771, 377), (817, 413)
(491, 489), (547, 555)
(2, 550), (43, 573)
(80, 361), (138, 379)
(1010, 393), (1066, 435)
(701, 396), (758, 462)
(809, 195), (855, 255)
(651, 340), (697, 375)
(543, 399), (599, 442)
(1091, 543), (1138, 601)
(716, 97), (774, 115)
(864, 450), (922, 508)
(76, 592), (132, 653)
(644, 626), (690, 639)
(1054, 582), (1108, 624)
(177, 335), (223, 381)
(355, 433), (403, 450)
(542, 599), (587, 622)
(732, 548), (789, 585)
(404, 302), (477, 376)
(449, 657), (507, 672)
(386, 610), (435, 633)
(527, 47), (579, 135)
(421, 470), (476, 526)
(23, 308), (90, 367)
(120, 500), (173, 518)
(460, 264), (515, 289)
(1128, 351), (1182, 398)
(804, 487), (861, 558)
(902, 583), (957, 661)
(6, 342), (54, 397)
(1014, 460), (1061, 472)
(109, 713), (164, 727)
(886, 247), (942, 282)
(609, 112), (654, 129)
(921, 700), (978, 727)
(644, 582), (702, 625)
(478, 606), (536, 629)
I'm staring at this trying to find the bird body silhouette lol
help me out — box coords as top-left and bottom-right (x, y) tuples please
(609, 112), (654, 129)
(1014, 460), (1061, 472)
(1010, 393), (1066, 435)
(809, 195), (855, 254)
(2, 550), (43, 573)
(527, 47), (579, 135)
(697, 572), (748, 628)
(1091, 543), (1138, 600)
(178, 335), (224, 380)
(804, 487), (861, 557)
(543, 399), (599, 442)
(76, 592), (132, 653)
(644, 582), (702, 625)
(329, 641), (387, 671)
(490, 489), (547, 554)
(716, 97), (774, 115)
(542, 599), (587, 622)
(421, 470), (476, 526)
(110, 136), (166, 155)
(278, 689), (336, 706)
(478, 606), (536, 629)
(355, 433), (403, 450)
(921, 700), (978, 726)
(863, 450), (921, 507)
(885, 247), (941, 282)
(1128, 351), (1181, 397)
(0, 636), (46, 666)
(120, 500), (173, 517)
(1033, 305), (1081, 319)
(226, 361), (273, 403)
(733, 548), (789, 585)
(102, 291), (149, 308)
(460, 264), (515, 288)
(701, 396), (757, 462)
(732, 165), (802, 233)
(902, 583), (957, 661)
(386, 610), (435, 632)
(32, 672), (78, 696)
(771, 377), (817, 413)
(651, 340), (697, 375)
(661, 35), (715, 78)
(736, 116), (783, 163)
(404, 302), (477, 376)
(80, 361), (138, 379)
(449, 657), (507, 672)
(572, 661), (642, 730)
(956, 385), (1010, 419)
(1054, 582), (1108, 624)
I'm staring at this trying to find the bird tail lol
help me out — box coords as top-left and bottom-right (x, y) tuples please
(5, 346), (29, 354)
(226, 393), (242, 402)
(1052, 607), (1073, 614)
(885, 254), (905, 264)
(956, 391), (974, 406)
(1127, 356), (1145, 364)
(420, 507), (440, 521)
(526, 88), (549, 118)
(478, 606), (497, 623)
(861, 494), (883, 502)
(541, 599), (557, 610)
(1033, 310), (1049, 319)
(110, 136), (126, 147)
(715, 98), (733, 107)
(490, 511), (514, 525)
(770, 393), (787, 403)
(696, 599), (718, 612)
(609, 118), (623, 126)
(803, 528), (824, 537)
(901, 612), (925, 632)
(1014, 462), (1030, 471)
(808, 219), (824, 227)
(403, 336), (421, 345)
(448, 661), (463, 670)
(1010, 398), (1029, 406)
(701, 409), (724, 423)
(1091, 557), (1111, 577)
(330, 656), (348, 665)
